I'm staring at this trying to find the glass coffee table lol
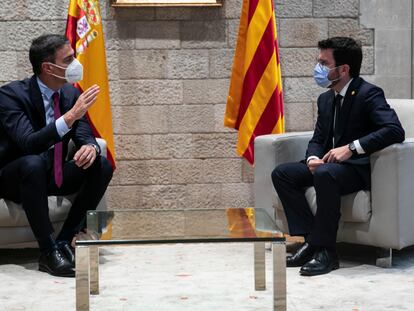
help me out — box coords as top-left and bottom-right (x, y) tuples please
(75, 208), (286, 310)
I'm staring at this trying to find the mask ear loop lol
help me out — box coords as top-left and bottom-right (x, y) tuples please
(327, 65), (343, 84)
(46, 62), (68, 81)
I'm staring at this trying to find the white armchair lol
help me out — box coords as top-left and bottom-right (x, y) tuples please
(254, 99), (414, 267)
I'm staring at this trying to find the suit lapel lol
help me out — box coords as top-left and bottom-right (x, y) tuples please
(335, 77), (362, 144)
(59, 88), (70, 114)
(28, 75), (46, 127)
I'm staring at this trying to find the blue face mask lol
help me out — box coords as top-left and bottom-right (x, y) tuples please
(313, 63), (341, 88)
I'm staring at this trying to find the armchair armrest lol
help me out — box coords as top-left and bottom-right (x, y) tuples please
(254, 132), (313, 220)
(369, 138), (414, 249)
(96, 138), (107, 158)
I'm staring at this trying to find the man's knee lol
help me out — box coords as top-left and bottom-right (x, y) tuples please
(93, 156), (113, 182)
(19, 155), (47, 177)
(271, 163), (295, 189)
(313, 165), (335, 184)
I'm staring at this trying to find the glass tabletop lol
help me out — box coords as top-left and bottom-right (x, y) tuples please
(76, 208), (285, 246)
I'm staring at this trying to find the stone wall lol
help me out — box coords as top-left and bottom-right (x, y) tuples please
(0, 0), (411, 211)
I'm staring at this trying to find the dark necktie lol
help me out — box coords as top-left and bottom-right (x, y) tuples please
(333, 94), (343, 148)
(52, 92), (63, 188)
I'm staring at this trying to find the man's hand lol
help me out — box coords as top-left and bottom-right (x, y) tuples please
(64, 85), (100, 128)
(307, 158), (325, 174)
(73, 144), (97, 169)
(322, 145), (353, 163)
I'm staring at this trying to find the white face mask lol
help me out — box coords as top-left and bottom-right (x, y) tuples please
(47, 58), (83, 83)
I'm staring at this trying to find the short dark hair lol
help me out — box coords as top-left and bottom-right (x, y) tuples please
(29, 34), (69, 75)
(318, 37), (363, 78)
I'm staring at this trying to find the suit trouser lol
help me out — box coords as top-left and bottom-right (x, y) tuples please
(0, 154), (113, 241)
(271, 162), (369, 247)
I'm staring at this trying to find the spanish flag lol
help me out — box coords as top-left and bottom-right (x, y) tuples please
(66, 0), (116, 168)
(224, 0), (284, 165)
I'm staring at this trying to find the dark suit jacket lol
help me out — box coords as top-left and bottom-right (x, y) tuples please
(306, 77), (405, 165)
(0, 75), (98, 168)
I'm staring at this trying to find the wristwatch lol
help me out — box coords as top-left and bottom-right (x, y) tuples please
(89, 143), (100, 156)
(348, 142), (358, 155)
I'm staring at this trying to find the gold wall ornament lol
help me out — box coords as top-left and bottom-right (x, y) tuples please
(111, 0), (222, 7)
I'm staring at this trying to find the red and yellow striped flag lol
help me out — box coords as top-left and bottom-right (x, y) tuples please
(224, 0), (284, 165)
(66, 0), (116, 168)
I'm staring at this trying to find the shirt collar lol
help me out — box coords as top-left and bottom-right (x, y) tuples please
(36, 77), (60, 101)
(337, 78), (353, 98)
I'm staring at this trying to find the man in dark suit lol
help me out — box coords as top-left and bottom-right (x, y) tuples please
(272, 37), (405, 276)
(0, 34), (113, 277)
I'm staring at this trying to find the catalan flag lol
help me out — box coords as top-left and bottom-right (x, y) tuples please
(224, 0), (284, 165)
(66, 0), (116, 168)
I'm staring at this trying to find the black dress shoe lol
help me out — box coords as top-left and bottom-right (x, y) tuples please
(300, 248), (339, 276)
(57, 241), (75, 267)
(39, 249), (75, 277)
(286, 242), (315, 267)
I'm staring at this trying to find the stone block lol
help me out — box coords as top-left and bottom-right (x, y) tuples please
(360, 0), (412, 29)
(119, 50), (167, 79)
(152, 134), (193, 159)
(209, 49), (235, 78)
(109, 7), (155, 21)
(284, 102), (314, 132)
(328, 18), (374, 46)
(117, 80), (183, 105)
(224, 0), (242, 19)
(168, 105), (216, 133)
(274, 0), (312, 18)
(279, 48), (317, 77)
(0, 52), (18, 81)
(183, 79), (229, 104)
(364, 75), (411, 99)
(283, 77), (322, 103)
(16, 51), (32, 80)
(203, 158), (243, 183)
(112, 160), (171, 185)
(181, 20), (227, 49)
(192, 133), (238, 158)
(374, 29), (411, 76)
(171, 159), (204, 184)
(135, 21), (180, 49)
(279, 18), (328, 48)
(314, 0), (359, 18)
(0, 21), (66, 51)
(106, 50), (120, 81)
(0, 1), (28, 21)
(171, 158), (242, 184)
(241, 159), (254, 183)
(185, 183), (223, 209)
(28, 0), (69, 20)
(112, 105), (169, 134)
(106, 185), (143, 209)
(103, 20), (136, 50)
(114, 134), (153, 160)
(215, 104), (235, 133)
(155, 7), (223, 21)
(108, 80), (120, 106)
(361, 46), (374, 75)
(227, 19), (239, 49)
(141, 185), (188, 209)
(166, 50), (209, 79)
(221, 183), (254, 208)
